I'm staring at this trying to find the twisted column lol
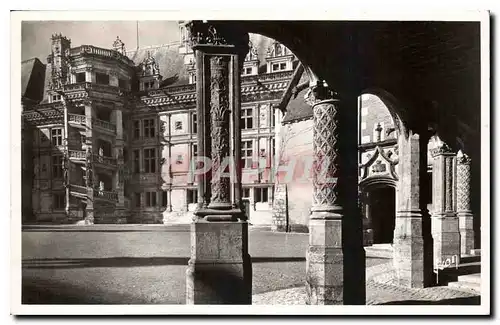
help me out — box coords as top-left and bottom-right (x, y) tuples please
(456, 150), (474, 255)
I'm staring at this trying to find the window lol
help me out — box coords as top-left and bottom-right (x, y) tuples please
(51, 128), (63, 146)
(280, 63), (286, 70)
(134, 193), (141, 207)
(191, 144), (198, 158)
(80, 134), (86, 145)
(243, 67), (252, 75)
(272, 63), (279, 72)
(143, 119), (155, 138)
(271, 138), (276, 158)
(133, 120), (140, 139)
(271, 109), (275, 127)
(191, 114), (197, 133)
(118, 78), (128, 89)
(187, 189), (198, 204)
(95, 72), (110, 85)
(52, 155), (63, 178)
(241, 108), (253, 129)
(242, 140), (253, 168)
(175, 121), (183, 131)
(76, 72), (86, 83)
(53, 193), (65, 210)
(242, 187), (250, 198)
(133, 150), (140, 173)
(143, 148), (156, 173)
(51, 94), (61, 102)
(144, 81), (154, 90)
(255, 187), (269, 203)
(161, 191), (168, 207)
(427, 171), (433, 204)
(145, 191), (157, 207)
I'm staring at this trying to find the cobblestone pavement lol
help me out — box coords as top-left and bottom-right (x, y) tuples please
(253, 262), (481, 305)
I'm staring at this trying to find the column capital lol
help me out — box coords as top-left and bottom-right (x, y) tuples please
(430, 142), (454, 158)
(186, 20), (249, 56)
(304, 81), (339, 107)
(456, 150), (471, 165)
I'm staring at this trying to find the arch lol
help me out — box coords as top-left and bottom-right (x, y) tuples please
(359, 176), (397, 192)
(361, 87), (409, 138)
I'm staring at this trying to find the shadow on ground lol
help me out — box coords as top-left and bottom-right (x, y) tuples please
(378, 296), (481, 305)
(22, 256), (306, 269)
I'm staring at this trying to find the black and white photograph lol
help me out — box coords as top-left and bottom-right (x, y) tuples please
(9, 9), (491, 316)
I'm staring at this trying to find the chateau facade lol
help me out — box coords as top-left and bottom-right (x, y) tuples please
(21, 28), (295, 225)
(21, 25), (478, 259)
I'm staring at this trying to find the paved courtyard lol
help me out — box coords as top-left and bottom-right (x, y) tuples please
(21, 226), (479, 305)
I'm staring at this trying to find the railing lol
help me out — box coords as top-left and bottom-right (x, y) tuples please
(69, 150), (86, 160)
(64, 83), (91, 92)
(95, 190), (119, 202)
(68, 113), (87, 125)
(70, 184), (87, 195)
(93, 118), (116, 132)
(93, 154), (117, 167)
(70, 45), (135, 66)
(64, 82), (125, 96)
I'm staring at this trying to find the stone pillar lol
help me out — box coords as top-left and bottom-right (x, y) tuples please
(456, 150), (474, 256)
(393, 130), (433, 288)
(185, 21), (252, 305)
(305, 84), (365, 305)
(85, 67), (94, 83)
(84, 99), (95, 224)
(113, 108), (126, 223)
(430, 139), (460, 271)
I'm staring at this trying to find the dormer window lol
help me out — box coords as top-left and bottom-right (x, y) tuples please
(51, 94), (62, 102)
(242, 67), (253, 76)
(271, 62), (287, 72)
(189, 72), (196, 84)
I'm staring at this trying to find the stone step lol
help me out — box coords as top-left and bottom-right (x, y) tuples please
(458, 273), (481, 284)
(364, 244), (393, 259)
(447, 280), (481, 293)
(460, 254), (481, 264)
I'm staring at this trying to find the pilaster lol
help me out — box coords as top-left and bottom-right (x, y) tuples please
(84, 99), (95, 224)
(185, 21), (252, 304)
(393, 129), (433, 288)
(430, 139), (460, 275)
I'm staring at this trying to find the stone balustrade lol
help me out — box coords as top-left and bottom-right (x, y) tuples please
(69, 150), (86, 160)
(93, 118), (116, 132)
(68, 113), (87, 125)
(95, 190), (119, 202)
(93, 154), (117, 167)
(70, 45), (134, 66)
(70, 184), (87, 195)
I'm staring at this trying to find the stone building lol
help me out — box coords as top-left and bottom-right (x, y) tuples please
(21, 29), (297, 225)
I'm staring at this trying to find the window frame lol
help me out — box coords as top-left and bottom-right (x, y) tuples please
(51, 128), (63, 146)
(143, 119), (156, 138)
(52, 155), (63, 178)
(143, 148), (157, 173)
(241, 140), (253, 168)
(241, 107), (253, 130)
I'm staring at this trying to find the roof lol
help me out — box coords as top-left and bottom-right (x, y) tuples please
(281, 70), (312, 124)
(127, 43), (188, 87)
(21, 58), (46, 106)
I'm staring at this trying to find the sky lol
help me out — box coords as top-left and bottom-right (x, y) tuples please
(21, 21), (180, 62)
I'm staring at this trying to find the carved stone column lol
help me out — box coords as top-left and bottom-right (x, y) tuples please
(393, 129), (433, 288)
(84, 99), (94, 224)
(430, 139), (460, 276)
(456, 150), (474, 256)
(305, 84), (365, 305)
(112, 108), (126, 223)
(185, 21), (251, 305)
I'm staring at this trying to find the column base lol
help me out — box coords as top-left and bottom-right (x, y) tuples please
(306, 246), (343, 305)
(84, 209), (94, 225)
(458, 212), (474, 256)
(432, 215), (461, 266)
(393, 216), (433, 288)
(186, 220), (252, 304)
